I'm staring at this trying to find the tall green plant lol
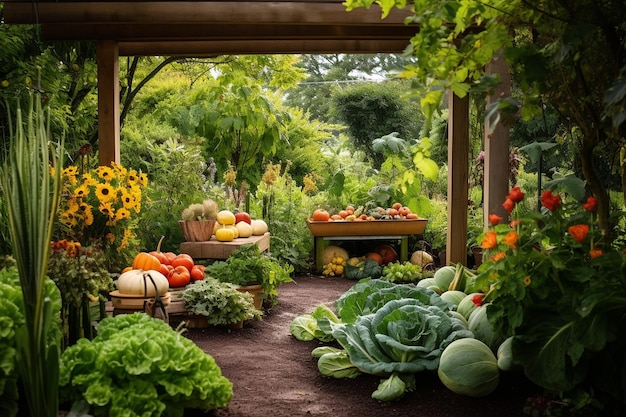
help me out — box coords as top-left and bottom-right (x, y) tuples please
(0, 93), (64, 417)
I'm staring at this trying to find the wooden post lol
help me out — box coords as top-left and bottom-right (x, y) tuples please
(447, 92), (470, 265)
(96, 40), (120, 166)
(483, 51), (512, 226)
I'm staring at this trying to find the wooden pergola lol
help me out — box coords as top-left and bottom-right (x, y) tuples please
(3, 0), (511, 266)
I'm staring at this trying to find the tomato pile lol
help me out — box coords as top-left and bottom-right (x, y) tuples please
(311, 202), (420, 222)
(123, 237), (205, 288)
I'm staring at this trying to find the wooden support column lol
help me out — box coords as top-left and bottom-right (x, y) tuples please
(447, 92), (470, 265)
(96, 40), (120, 165)
(483, 51), (512, 226)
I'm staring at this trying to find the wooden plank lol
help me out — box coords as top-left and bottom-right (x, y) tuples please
(117, 39), (412, 55)
(447, 92), (470, 266)
(96, 40), (120, 165)
(179, 233), (270, 260)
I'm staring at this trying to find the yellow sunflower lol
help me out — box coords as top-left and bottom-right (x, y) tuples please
(111, 162), (127, 177)
(78, 202), (94, 226)
(95, 166), (115, 182)
(63, 166), (79, 185)
(138, 172), (148, 187)
(120, 189), (136, 209)
(116, 207), (131, 220)
(95, 183), (116, 203)
(99, 201), (115, 218)
(127, 169), (138, 186)
(81, 173), (97, 187)
(73, 184), (90, 198)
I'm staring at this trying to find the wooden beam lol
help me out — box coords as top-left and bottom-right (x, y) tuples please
(447, 92), (470, 266)
(484, 51), (512, 226)
(117, 39), (411, 55)
(96, 40), (120, 166)
(3, 2), (413, 25)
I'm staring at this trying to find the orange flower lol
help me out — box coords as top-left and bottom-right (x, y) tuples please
(589, 247), (604, 259)
(481, 231), (498, 249)
(568, 224), (589, 243)
(491, 251), (506, 262)
(503, 231), (518, 249)
(488, 213), (503, 226)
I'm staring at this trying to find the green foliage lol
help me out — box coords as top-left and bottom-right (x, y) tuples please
(381, 261), (424, 283)
(205, 243), (293, 305)
(0, 92), (64, 417)
(343, 258), (382, 280)
(59, 313), (233, 416)
(180, 277), (262, 325)
(330, 80), (422, 167)
(289, 304), (340, 342)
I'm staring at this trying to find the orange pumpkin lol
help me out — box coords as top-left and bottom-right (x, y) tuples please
(132, 252), (161, 271)
(366, 252), (383, 265)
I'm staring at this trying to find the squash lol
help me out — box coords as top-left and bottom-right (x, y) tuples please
(497, 336), (521, 372)
(457, 292), (483, 320)
(251, 219), (269, 235)
(409, 250), (434, 267)
(131, 252), (161, 271)
(117, 269), (169, 296)
(217, 210), (236, 225)
(215, 226), (236, 242)
(439, 290), (467, 307)
(374, 244), (397, 264)
(235, 221), (253, 237)
(438, 338), (500, 397)
(322, 245), (349, 265)
(467, 304), (505, 351)
(432, 266), (456, 290)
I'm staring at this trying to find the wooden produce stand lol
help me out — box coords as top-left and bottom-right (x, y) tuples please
(307, 219), (427, 273)
(179, 232), (270, 260)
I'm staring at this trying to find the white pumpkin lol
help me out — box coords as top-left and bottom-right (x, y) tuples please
(235, 221), (254, 237)
(251, 219), (269, 235)
(117, 269), (169, 296)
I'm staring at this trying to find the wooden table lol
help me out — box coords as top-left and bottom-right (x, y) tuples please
(307, 219), (427, 273)
(179, 232), (270, 260)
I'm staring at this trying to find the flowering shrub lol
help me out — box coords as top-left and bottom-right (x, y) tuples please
(55, 163), (148, 270)
(472, 185), (626, 412)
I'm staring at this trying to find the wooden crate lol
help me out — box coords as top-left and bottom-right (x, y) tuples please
(306, 219), (427, 237)
(180, 232), (270, 260)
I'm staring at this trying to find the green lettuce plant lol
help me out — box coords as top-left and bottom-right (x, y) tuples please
(59, 313), (233, 416)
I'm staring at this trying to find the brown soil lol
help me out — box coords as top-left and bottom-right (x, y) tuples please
(183, 275), (539, 417)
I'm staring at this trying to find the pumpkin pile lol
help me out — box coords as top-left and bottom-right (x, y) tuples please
(214, 209), (269, 242)
(311, 202), (420, 222)
(120, 237), (205, 290)
(321, 244), (398, 278)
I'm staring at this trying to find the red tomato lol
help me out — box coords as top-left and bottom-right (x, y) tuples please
(312, 209), (330, 221)
(168, 265), (191, 287)
(171, 254), (194, 272)
(158, 263), (170, 277)
(190, 264), (205, 281)
(235, 212), (252, 224)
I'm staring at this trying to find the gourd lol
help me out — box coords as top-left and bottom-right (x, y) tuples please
(215, 227), (236, 242)
(457, 292), (483, 320)
(432, 265), (456, 290)
(117, 269), (169, 296)
(131, 252), (161, 271)
(235, 221), (253, 237)
(467, 304), (505, 351)
(438, 338), (500, 397)
(251, 219), (268, 235)
(496, 336), (520, 372)
(409, 250), (434, 267)
(439, 290), (467, 307)
(322, 245), (349, 265)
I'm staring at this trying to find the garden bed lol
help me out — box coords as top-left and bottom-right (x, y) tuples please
(184, 274), (538, 417)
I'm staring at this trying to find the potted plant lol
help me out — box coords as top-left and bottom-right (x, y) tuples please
(179, 199), (218, 242)
(205, 243), (294, 307)
(179, 277), (262, 328)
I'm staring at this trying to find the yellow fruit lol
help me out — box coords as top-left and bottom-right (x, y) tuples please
(235, 221), (253, 237)
(226, 224), (239, 238)
(215, 227), (235, 242)
(217, 210), (236, 225)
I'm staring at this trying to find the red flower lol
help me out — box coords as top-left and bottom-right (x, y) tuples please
(481, 231), (498, 249)
(541, 190), (561, 211)
(589, 247), (604, 259)
(471, 293), (484, 307)
(502, 197), (515, 214)
(488, 213), (503, 226)
(507, 186), (525, 203)
(568, 224), (589, 243)
(582, 196), (597, 212)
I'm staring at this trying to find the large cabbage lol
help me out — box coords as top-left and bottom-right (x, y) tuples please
(330, 298), (473, 401)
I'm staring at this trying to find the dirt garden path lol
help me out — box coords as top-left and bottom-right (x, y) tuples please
(184, 274), (537, 417)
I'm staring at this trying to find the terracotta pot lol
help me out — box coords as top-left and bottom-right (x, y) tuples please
(237, 283), (264, 310)
(178, 220), (216, 242)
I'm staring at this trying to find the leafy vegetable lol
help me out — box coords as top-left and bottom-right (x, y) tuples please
(289, 304), (340, 342)
(343, 258), (382, 280)
(334, 278), (453, 324)
(316, 350), (362, 379)
(180, 277), (262, 326)
(59, 313), (233, 416)
(381, 261), (424, 283)
(330, 298), (473, 401)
